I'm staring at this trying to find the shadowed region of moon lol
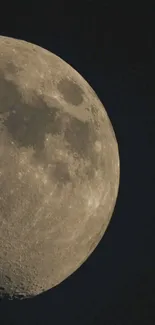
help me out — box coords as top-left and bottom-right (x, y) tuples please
(0, 36), (120, 300)
(57, 78), (84, 105)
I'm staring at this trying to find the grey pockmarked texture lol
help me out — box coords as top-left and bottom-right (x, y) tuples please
(0, 35), (120, 299)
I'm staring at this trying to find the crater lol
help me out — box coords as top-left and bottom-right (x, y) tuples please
(57, 78), (84, 106)
(0, 286), (5, 291)
(14, 293), (26, 300)
(4, 61), (22, 76)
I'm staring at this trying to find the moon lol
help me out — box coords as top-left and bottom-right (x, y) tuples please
(0, 36), (120, 299)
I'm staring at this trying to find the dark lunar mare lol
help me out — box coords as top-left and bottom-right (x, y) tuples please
(0, 71), (99, 186)
(0, 68), (99, 153)
(57, 78), (84, 106)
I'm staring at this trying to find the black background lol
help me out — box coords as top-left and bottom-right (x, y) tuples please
(0, 3), (155, 325)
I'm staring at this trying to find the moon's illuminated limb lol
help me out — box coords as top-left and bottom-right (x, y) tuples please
(0, 35), (120, 299)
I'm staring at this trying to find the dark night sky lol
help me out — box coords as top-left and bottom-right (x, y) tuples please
(0, 3), (155, 325)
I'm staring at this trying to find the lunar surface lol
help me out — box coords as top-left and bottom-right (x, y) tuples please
(0, 35), (120, 299)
